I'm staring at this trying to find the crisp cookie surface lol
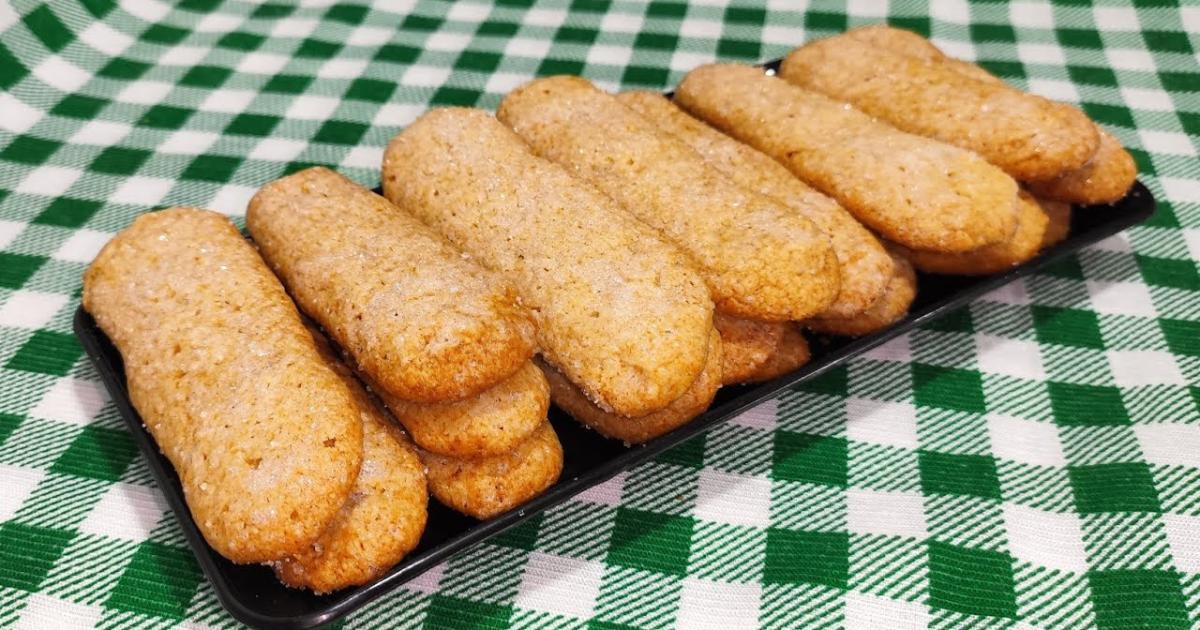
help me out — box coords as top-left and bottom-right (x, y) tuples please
(619, 91), (892, 319)
(902, 192), (1051, 276)
(541, 329), (722, 444)
(248, 167), (535, 403)
(421, 421), (562, 520)
(712, 312), (784, 385)
(82, 208), (362, 564)
(675, 64), (1019, 254)
(781, 35), (1100, 182)
(806, 249), (917, 337)
(498, 76), (839, 322)
(745, 324), (811, 383)
(276, 327), (427, 594)
(383, 108), (713, 418)
(379, 361), (548, 459)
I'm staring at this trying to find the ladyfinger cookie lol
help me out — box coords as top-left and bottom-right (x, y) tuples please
(377, 361), (549, 459)
(899, 192), (1050, 276)
(781, 35), (1099, 182)
(846, 25), (1135, 205)
(498, 75), (839, 322)
(383, 108), (713, 418)
(675, 64), (1019, 254)
(82, 208), (362, 564)
(618, 91), (892, 319)
(745, 324), (811, 383)
(422, 422), (563, 519)
(247, 167), (536, 404)
(538, 329), (722, 444)
(805, 249), (917, 337)
(277, 327), (427, 593)
(713, 312), (784, 385)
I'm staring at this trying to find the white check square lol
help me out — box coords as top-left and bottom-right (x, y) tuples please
(0, 93), (43, 133)
(116, 80), (173, 105)
(0, 464), (45, 522)
(987, 413), (1066, 467)
(159, 130), (220, 155)
(1133, 423), (1200, 468)
(1162, 514), (1200, 573)
(1139, 130), (1195, 156)
(54, 229), (113, 264)
(237, 52), (290, 75)
(694, 469), (772, 528)
(284, 95), (340, 120)
(975, 334), (1046, 381)
(845, 398), (919, 449)
(34, 56), (90, 92)
(111, 176), (175, 206)
(80, 482), (167, 542)
(79, 22), (133, 56)
(16, 166), (81, 195)
(0, 291), (68, 329)
(31, 377), (108, 426)
(847, 489), (927, 538)
(208, 184), (258, 217)
(1108, 350), (1186, 386)
(1003, 503), (1087, 572)
(199, 89), (257, 113)
(675, 579), (761, 630)
(1087, 280), (1157, 318)
(249, 138), (308, 162)
(70, 120), (131, 146)
(159, 45), (208, 66)
(844, 592), (930, 630)
(514, 552), (604, 620)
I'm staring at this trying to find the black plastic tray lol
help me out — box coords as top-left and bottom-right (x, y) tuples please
(73, 66), (1157, 627)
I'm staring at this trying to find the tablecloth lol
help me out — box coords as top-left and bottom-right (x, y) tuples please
(0, 0), (1197, 628)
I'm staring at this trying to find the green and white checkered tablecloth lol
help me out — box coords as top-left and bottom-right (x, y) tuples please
(1, 0), (1198, 628)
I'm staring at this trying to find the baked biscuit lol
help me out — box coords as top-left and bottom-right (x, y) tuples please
(421, 422), (562, 519)
(781, 35), (1099, 182)
(276, 328), (427, 593)
(383, 108), (713, 418)
(713, 312), (784, 385)
(378, 361), (549, 459)
(618, 91), (893, 319)
(844, 25), (1135, 204)
(900, 192), (1050, 276)
(805, 249), (917, 337)
(498, 76), (839, 322)
(675, 64), (1019, 254)
(1039, 197), (1072, 248)
(539, 329), (722, 444)
(248, 167), (535, 403)
(745, 324), (811, 382)
(82, 208), (362, 564)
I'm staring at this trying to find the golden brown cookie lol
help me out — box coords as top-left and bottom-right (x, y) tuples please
(805, 249), (917, 337)
(82, 208), (362, 564)
(745, 324), (811, 382)
(618, 91), (892, 319)
(675, 64), (1019, 254)
(247, 167), (536, 404)
(900, 192), (1050, 276)
(712, 312), (784, 385)
(378, 361), (549, 459)
(540, 329), (722, 444)
(383, 108), (713, 418)
(1038, 196), (1073, 248)
(276, 328), (427, 594)
(781, 35), (1099, 182)
(421, 422), (563, 520)
(498, 76), (839, 322)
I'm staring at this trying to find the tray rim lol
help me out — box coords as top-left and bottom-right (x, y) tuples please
(72, 106), (1157, 630)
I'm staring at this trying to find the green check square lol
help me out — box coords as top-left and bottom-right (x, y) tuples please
(1179, 112), (1200, 137)
(978, 60), (1025, 80)
(1143, 30), (1192, 53)
(98, 57), (151, 80)
(0, 253), (47, 289)
(804, 11), (846, 31)
(622, 65), (669, 87)
(314, 120), (369, 145)
(1057, 28), (1103, 50)
(1160, 72), (1200, 93)
(50, 426), (137, 482)
(1088, 570), (1190, 629)
(557, 26), (598, 44)
(1159, 318), (1200, 357)
(140, 24), (189, 45)
(90, 147), (151, 175)
(606, 508), (693, 576)
(401, 14), (442, 31)
(105, 542), (203, 619)
(571, 0), (610, 11)
(912, 364), (986, 413)
(539, 58), (585, 76)
(1047, 382), (1129, 427)
(919, 451), (1001, 499)
(887, 17), (930, 36)
(477, 21), (518, 37)
(327, 2), (368, 24)
(923, 306), (973, 333)
(136, 105), (193, 130)
(646, 1), (686, 18)
(0, 413), (22, 446)
(424, 595), (512, 629)
(181, 155), (242, 182)
(263, 74), (313, 94)
(726, 6), (766, 25)
(772, 432), (847, 487)
(1031, 305), (1104, 349)
(0, 136), (62, 165)
(927, 542), (1017, 618)
(6, 331), (82, 376)
(1069, 463), (1161, 513)
(0, 43), (28, 89)
(252, 3), (294, 17)
(80, 0), (115, 17)
(1082, 103), (1135, 129)
(225, 113), (281, 137)
(1039, 255), (1084, 280)
(177, 0), (221, 9)
(297, 38), (341, 59)
(634, 32), (677, 51)
(345, 78), (396, 102)
(795, 365), (848, 397)
(455, 51), (502, 73)
(1136, 255), (1200, 290)
(34, 197), (102, 228)
(0, 522), (75, 592)
(51, 94), (109, 119)
(972, 24), (1017, 43)
(763, 528), (848, 588)
(217, 31), (265, 51)
(179, 65), (232, 88)
(656, 433), (705, 469)
(376, 44), (421, 64)
(718, 39), (761, 60)
(491, 513), (542, 551)
(430, 87), (482, 107)
(25, 6), (74, 52)
(1068, 65), (1118, 87)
